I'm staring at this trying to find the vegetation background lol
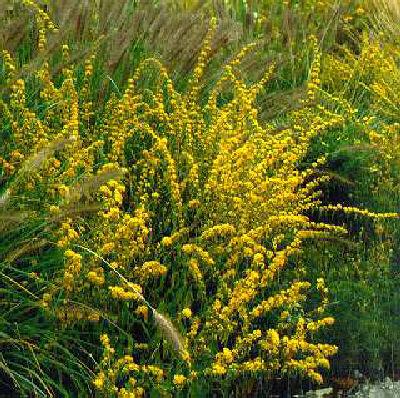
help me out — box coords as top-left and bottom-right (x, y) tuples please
(1, 0), (400, 397)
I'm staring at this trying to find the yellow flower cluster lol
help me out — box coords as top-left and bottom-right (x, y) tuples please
(55, 304), (100, 324)
(94, 334), (170, 396)
(136, 261), (167, 282)
(160, 227), (189, 247)
(172, 374), (187, 386)
(57, 220), (79, 248)
(200, 223), (236, 241)
(21, 0), (57, 51)
(135, 305), (149, 321)
(187, 258), (204, 287)
(181, 307), (192, 318)
(250, 281), (311, 319)
(109, 284), (143, 301)
(182, 244), (215, 266)
(320, 32), (400, 203)
(321, 204), (399, 219)
(62, 249), (82, 292)
(87, 267), (105, 286)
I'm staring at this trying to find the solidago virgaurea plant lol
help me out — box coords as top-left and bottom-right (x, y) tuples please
(2, 2), (398, 397)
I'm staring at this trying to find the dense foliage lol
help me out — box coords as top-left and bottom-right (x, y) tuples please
(1, 1), (399, 397)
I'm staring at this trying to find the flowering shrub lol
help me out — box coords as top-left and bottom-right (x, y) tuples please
(319, 24), (400, 203)
(1, 1), (399, 397)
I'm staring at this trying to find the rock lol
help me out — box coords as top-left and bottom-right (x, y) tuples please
(305, 387), (333, 397)
(348, 380), (400, 397)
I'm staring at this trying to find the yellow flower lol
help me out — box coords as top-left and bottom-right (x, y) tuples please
(188, 199), (200, 208)
(161, 236), (173, 247)
(173, 374), (187, 386)
(181, 307), (192, 318)
(211, 363), (227, 375)
(136, 305), (149, 320)
(221, 348), (234, 364)
(267, 329), (280, 346)
(93, 371), (105, 389)
(253, 252), (264, 264)
(322, 317), (335, 326)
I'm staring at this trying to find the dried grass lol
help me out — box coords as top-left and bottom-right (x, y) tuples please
(1, 1), (242, 78)
(384, 0), (400, 18)
(372, 0), (400, 37)
(153, 310), (186, 355)
(19, 136), (76, 175)
(64, 168), (125, 204)
(0, 211), (31, 233)
(3, 238), (48, 264)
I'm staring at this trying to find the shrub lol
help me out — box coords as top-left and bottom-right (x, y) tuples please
(1, 1), (399, 396)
